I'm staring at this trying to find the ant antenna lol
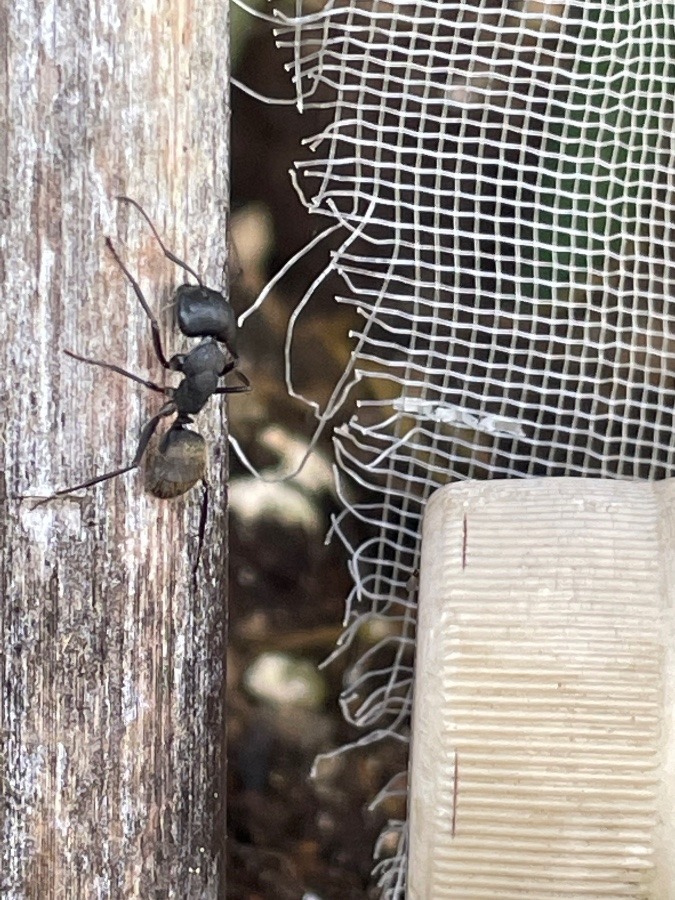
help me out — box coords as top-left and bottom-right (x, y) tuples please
(116, 195), (205, 287)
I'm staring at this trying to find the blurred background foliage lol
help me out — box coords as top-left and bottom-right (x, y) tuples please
(226, 8), (406, 899)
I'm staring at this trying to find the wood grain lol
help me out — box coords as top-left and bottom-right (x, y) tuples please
(1, 1), (231, 896)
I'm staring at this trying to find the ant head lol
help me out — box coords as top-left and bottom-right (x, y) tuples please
(114, 197), (238, 357)
(174, 285), (237, 356)
(145, 426), (207, 498)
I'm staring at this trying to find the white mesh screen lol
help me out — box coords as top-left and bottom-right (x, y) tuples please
(234, 1), (675, 895)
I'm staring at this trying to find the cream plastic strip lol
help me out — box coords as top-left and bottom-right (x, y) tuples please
(408, 478), (675, 899)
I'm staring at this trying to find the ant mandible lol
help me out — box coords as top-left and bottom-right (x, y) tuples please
(44, 196), (250, 571)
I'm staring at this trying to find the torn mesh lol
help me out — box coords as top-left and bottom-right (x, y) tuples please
(243, 1), (675, 895)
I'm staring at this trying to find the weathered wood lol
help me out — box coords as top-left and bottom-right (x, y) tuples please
(1, 1), (231, 897)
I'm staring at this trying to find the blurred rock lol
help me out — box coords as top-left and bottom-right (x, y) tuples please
(229, 476), (322, 587)
(244, 651), (328, 710)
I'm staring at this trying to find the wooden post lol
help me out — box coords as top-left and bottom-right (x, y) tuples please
(1, 1), (230, 896)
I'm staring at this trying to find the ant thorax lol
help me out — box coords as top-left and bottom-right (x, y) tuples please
(170, 340), (230, 416)
(181, 339), (229, 377)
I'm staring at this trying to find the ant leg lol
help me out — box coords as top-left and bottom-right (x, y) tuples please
(218, 361), (250, 389)
(192, 477), (209, 581)
(63, 350), (167, 394)
(116, 196), (204, 287)
(37, 403), (175, 503)
(105, 236), (171, 369)
(213, 384), (251, 395)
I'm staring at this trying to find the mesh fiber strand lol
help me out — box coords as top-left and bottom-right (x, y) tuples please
(235, 1), (675, 895)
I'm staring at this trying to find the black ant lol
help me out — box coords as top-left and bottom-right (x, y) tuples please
(42, 196), (250, 573)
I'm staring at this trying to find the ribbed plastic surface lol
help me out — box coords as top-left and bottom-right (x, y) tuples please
(408, 478), (675, 899)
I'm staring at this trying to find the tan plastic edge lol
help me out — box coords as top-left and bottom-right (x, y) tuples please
(408, 478), (675, 899)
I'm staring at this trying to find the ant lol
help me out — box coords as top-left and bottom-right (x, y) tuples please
(42, 196), (250, 573)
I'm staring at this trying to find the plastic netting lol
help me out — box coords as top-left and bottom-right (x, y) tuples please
(234, 1), (675, 894)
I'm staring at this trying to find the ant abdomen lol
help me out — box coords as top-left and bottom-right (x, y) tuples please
(145, 427), (207, 498)
(175, 284), (237, 353)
